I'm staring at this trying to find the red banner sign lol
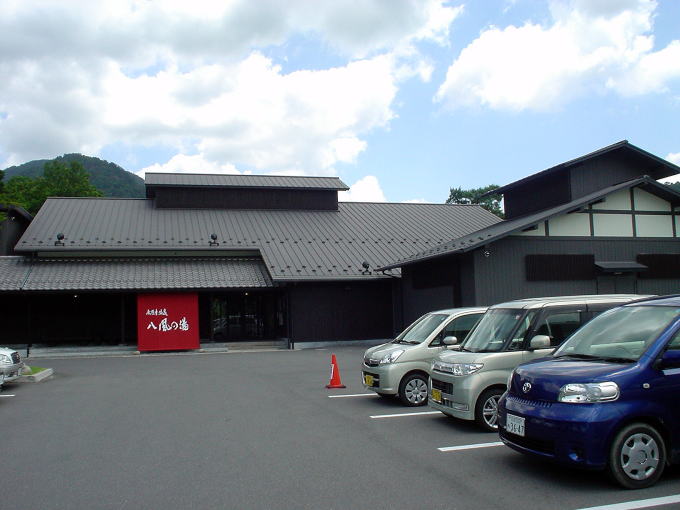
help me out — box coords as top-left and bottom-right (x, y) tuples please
(137, 293), (199, 351)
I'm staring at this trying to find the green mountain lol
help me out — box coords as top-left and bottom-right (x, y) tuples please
(3, 154), (145, 198)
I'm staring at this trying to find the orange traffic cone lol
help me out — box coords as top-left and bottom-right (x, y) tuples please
(325, 353), (346, 389)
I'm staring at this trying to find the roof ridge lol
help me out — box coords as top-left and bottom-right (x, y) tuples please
(145, 172), (343, 180)
(339, 201), (483, 206)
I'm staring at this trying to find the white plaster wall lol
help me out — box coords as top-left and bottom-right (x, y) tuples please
(634, 188), (671, 212)
(591, 189), (631, 210)
(592, 214), (634, 236)
(548, 213), (591, 236)
(636, 215), (674, 237)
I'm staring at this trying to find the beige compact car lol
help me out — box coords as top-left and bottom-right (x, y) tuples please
(428, 295), (651, 431)
(362, 308), (486, 406)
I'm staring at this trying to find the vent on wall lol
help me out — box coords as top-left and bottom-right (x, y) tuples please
(526, 254), (596, 281)
(636, 254), (680, 279)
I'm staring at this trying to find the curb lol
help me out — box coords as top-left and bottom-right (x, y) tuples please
(17, 368), (54, 383)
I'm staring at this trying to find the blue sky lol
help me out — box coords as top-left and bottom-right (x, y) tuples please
(0, 0), (678, 203)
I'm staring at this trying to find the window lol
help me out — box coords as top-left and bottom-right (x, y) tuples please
(533, 311), (582, 347)
(526, 254), (595, 281)
(508, 311), (537, 351)
(667, 329), (680, 351)
(431, 313), (484, 347)
(463, 309), (537, 353)
(554, 305), (680, 361)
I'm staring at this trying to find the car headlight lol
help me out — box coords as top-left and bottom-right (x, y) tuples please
(432, 361), (484, 376)
(0, 354), (11, 364)
(558, 382), (619, 403)
(379, 350), (404, 365)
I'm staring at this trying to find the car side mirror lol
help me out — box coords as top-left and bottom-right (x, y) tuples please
(529, 334), (551, 350)
(659, 349), (680, 370)
(443, 336), (458, 346)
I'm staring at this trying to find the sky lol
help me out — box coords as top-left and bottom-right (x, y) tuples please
(0, 0), (679, 203)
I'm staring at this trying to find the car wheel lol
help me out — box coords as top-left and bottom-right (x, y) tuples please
(398, 373), (428, 406)
(608, 423), (666, 489)
(475, 388), (504, 432)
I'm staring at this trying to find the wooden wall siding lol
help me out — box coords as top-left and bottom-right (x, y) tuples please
(0, 293), (138, 345)
(504, 170), (571, 219)
(289, 281), (393, 341)
(401, 267), (455, 327)
(153, 187), (339, 210)
(472, 237), (680, 305)
(0, 219), (26, 255)
(569, 153), (645, 200)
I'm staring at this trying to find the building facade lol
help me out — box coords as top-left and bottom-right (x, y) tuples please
(381, 141), (680, 324)
(0, 174), (498, 349)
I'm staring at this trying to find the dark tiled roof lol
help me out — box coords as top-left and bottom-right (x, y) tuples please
(380, 176), (680, 270)
(145, 173), (349, 191)
(485, 141), (680, 197)
(0, 257), (272, 291)
(0, 257), (30, 290)
(16, 200), (501, 281)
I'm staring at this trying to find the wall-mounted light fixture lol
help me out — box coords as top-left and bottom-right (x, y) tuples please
(362, 261), (371, 275)
(209, 233), (219, 247)
(54, 233), (65, 246)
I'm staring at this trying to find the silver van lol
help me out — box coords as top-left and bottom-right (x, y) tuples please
(362, 308), (486, 406)
(0, 346), (24, 388)
(428, 295), (650, 430)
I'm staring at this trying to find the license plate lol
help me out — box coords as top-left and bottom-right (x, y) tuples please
(364, 374), (374, 386)
(431, 388), (442, 403)
(506, 413), (525, 437)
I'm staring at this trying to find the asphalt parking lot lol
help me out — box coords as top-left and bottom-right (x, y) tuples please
(2, 346), (679, 510)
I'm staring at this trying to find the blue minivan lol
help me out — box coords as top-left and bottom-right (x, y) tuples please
(498, 295), (680, 489)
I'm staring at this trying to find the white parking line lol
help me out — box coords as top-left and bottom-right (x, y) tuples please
(327, 393), (376, 398)
(438, 441), (504, 452)
(0, 394), (16, 398)
(576, 495), (680, 510)
(370, 411), (441, 419)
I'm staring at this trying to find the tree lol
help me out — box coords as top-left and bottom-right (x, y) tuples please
(43, 160), (102, 198)
(446, 184), (504, 218)
(0, 161), (102, 214)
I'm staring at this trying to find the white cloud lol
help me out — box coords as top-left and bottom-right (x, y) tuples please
(658, 152), (680, 183)
(402, 198), (428, 203)
(137, 154), (239, 179)
(667, 152), (680, 166)
(436, 0), (680, 111)
(339, 175), (387, 202)
(0, 1), (461, 169)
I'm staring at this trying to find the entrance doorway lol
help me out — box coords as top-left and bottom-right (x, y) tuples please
(597, 274), (637, 294)
(210, 292), (286, 341)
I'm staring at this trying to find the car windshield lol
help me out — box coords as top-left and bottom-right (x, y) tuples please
(461, 309), (533, 353)
(554, 305), (680, 362)
(394, 313), (449, 344)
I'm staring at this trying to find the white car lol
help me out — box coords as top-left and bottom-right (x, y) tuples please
(0, 347), (24, 388)
(362, 308), (486, 406)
